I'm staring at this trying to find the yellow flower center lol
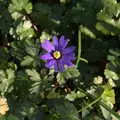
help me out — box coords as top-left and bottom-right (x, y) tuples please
(53, 51), (61, 59)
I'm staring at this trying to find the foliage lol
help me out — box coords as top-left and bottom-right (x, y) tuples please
(0, 0), (120, 119)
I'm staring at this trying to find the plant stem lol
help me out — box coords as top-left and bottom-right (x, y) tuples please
(76, 26), (81, 66)
(78, 96), (101, 113)
(78, 88), (120, 119)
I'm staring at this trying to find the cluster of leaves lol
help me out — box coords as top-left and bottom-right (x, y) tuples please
(0, 0), (120, 120)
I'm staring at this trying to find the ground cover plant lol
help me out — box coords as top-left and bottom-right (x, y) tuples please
(0, 0), (120, 119)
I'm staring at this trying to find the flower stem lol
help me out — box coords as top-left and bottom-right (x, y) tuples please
(76, 26), (81, 66)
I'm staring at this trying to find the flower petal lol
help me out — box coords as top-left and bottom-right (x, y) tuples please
(54, 62), (59, 72)
(58, 59), (64, 72)
(63, 53), (75, 61)
(59, 36), (68, 49)
(64, 61), (74, 67)
(53, 36), (58, 49)
(62, 54), (74, 67)
(40, 53), (53, 60)
(45, 60), (55, 68)
(41, 40), (55, 52)
(63, 46), (75, 54)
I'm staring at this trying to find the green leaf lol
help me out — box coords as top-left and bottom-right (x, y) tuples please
(104, 49), (120, 87)
(40, 31), (51, 43)
(0, 114), (19, 120)
(6, 114), (19, 120)
(21, 56), (34, 66)
(66, 91), (86, 101)
(16, 21), (35, 39)
(46, 99), (79, 120)
(6, 68), (15, 83)
(56, 72), (65, 84)
(64, 67), (80, 79)
(101, 86), (115, 105)
(100, 104), (112, 120)
(0, 69), (15, 94)
(105, 69), (119, 81)
(109, 49), (120, 57)
(8, 0), (32, 19)
(57, 67), (80, 84)
(26, 69), (41, 81)
(96, 22), (110, 35)
(82, 110), (104, 120)
(80, 26), (96, 39)
(65, 91), (77, 101)
(97, 0), (120, 35)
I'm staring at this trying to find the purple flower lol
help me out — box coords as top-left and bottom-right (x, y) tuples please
(40, 36), (75, 72)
